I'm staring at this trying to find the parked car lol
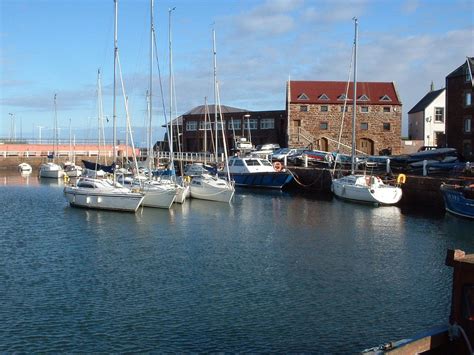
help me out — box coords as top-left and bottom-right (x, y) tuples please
(251, 143), (281, 158)
(286, 149), (329, 166)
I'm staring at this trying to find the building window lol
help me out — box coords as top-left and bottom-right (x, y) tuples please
(340, 106), (349, 112)
(380, 95), (392, 101)
(434, 107), (444, 122)
(466, 68), (472, 83)
(244, 118), (258, 130)
(320, 122), (328, 130)
(383, 123), (391, 131)
(463, 140), (472, 158)
(260, 118), (275, 129)
(297, 93), (309, 100)
(216, 120), (226, 130)
(320, 105), (328, 112)
(186, 120), (197, 131)
(199, 121), (212, 130)
(358, 94), (369, 101)
(319, 94), (330, 100)
(338, 94), (348, 100)
(383, 106), (391, 113)
(465, 117), (472, 133)
(466, 92), (472, 106)
(361, 106), (369, 113)
(360, 122), (368, 130)
(228, 120), (241, 130)
(300, 105), (308, 112)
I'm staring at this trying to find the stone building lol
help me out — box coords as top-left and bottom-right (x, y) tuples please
(286, 81), (402, 155)
(445, 57), (474, 160)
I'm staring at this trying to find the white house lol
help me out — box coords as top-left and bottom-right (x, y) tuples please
(408, 84), (446, 147)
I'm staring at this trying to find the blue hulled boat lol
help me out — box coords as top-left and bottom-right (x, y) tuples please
(440, 183), (474, 219)
(223, 156), (293, 189)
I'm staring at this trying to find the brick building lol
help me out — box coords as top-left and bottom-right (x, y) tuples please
(445, 57), (474, 160)
(179, 105), (286, 153)
(286, 80), (403, 155)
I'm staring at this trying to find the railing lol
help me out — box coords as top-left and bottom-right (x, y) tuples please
(0, 150), (117, 158)
(156, 151), (225, 164)
(290, 126), (315, 146)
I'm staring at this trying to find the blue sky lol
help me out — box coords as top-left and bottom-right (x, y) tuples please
(1, 0), (473, 146)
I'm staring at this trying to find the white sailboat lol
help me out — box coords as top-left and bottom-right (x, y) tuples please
(189, 28), (234, 203)
(331, 18), (402, 206)
(64, 119), (83, 177)
(18, 162), (32, 173)
(64, 0), (144, 212)
(135, 0), (178, 209)
(39, 94), (65, 179)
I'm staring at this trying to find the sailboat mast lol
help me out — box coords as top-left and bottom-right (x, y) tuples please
(53, 93), (57, 162)
(213, 28), (218, 163)
(113, 0), (118, 180)
(351, 17), (358, 174)
(148, 0), (154, 174)
(169, 7), (175, 162)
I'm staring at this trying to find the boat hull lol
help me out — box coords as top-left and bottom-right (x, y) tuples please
(440, 184), (474, 219)
(39, 163), (65, 179)
(332, 177), (402, 205)
(190, 186), (234, 203)
(64, 187), (144, 212)
(141, 187), (177, 209)
(225, 171), (293, 189)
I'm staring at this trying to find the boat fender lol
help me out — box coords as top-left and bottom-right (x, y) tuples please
(184, 175), (191, 183)
(63, 174), (70, 183)
(273, 161), (283, 172)
(397, 173), (407, 184)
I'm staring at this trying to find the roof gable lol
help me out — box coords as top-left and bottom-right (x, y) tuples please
(408, 88), (445, 114)
(297, 93), (309, 100)
(289, 81), (402, 105)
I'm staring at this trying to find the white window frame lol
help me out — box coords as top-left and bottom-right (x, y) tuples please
(199, 121), (212, 130)
(361, 106), (369, 113)
(434, 107), (444, 122)
(228, 120), (241, 130)
(320, 105), (328, 112)
(260, 118), (275, 130)
(465, 117), (472, 133)
(186, 120), (197, 131)
(244, 118), (258, 130)
(465, 92), (472, 106)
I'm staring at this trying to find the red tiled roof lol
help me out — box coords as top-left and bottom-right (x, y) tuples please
(289, 81), (401, 105)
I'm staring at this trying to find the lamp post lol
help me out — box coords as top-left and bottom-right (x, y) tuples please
(244, 114), (251, 144)
(37, 126), (44, 144)
(8, 113), (15, 141)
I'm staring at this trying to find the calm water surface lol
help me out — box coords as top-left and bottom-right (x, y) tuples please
(1, 172), (473, 353)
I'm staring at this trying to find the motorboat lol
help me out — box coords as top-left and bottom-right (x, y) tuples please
(223, 156), (293, 189)
(64, 177), (144, 212)
(331, 174), (403, 205)
(63, 161), (83, 177)
(39, 162), (65, 178)
(190, 174), (234, 203)
(18, 163), (32, 173)
(440, 183), (474, 219)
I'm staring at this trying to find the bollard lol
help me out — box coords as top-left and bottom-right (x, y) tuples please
(423, 159), (428, 176)
(386, 158), (390, 174)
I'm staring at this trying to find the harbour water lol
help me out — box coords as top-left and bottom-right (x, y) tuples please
(1, 171), (473, 353)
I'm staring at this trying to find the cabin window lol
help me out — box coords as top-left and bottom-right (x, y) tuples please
(320, 105), (328, 112)
(360, 122), (368, 130)
(261, 160), (272, 166)
(246, 159), (262, 166)
(320, 122), (328, 130)
(383, 123), (391, 131)
(260, 118), (275, 129)
(361, 106), (369, 113)
(435, 107), (444, 122)
(300, 105), (308, 112)
(192, 180), (201, 186)
(186, 121), (197, 131)
(464, 117), (472, 133)
(244, 119), (258, 130)
(228, 120), (241, 130)
(233, 159), (244, 166)
(465, 92), (472, 106)
(383, 106), (391, 113)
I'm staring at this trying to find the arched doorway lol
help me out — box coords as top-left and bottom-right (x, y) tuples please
(358, 138), (374, 155)
(319, 137), (328, 152)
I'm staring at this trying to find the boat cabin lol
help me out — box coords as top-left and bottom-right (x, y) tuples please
(227, 156), (276, 174)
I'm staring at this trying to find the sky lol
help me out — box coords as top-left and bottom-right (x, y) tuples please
(1, 0), (473, 146)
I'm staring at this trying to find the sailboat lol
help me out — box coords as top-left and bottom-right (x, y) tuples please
(331, 19), (402, 205)
(189, 29), (235, 203)
(133, 0), (178, 209)
(64, 0), (144, 212)
(64, 119), (83, 177)
(39, 94), (65, 179)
